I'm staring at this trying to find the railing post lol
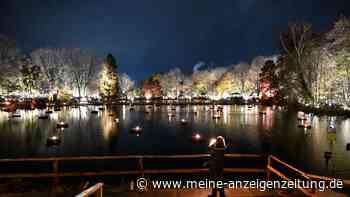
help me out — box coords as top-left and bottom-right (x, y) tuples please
(267, 155), (271, 181)
(139, 157), (144, 177)
(52, 159), (59, 195)
(96, 185), (103, 197)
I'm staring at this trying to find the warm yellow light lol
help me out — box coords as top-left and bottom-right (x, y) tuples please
(209, 138), (217, 147)
(194, 133), (201, 140)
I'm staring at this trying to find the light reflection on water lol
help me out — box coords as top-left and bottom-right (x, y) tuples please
(0, 105), (349, 178)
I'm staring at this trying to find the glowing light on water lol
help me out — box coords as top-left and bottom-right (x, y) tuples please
(122, 105), (126, 120)
(194, 133), (201, 140)
(145, 92), (152, 100)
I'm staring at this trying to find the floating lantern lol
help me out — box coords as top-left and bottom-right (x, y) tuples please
(11, 113), (21, 118)
(115, 118), (119, 123)
(191, 133), (203, 143)
(180, 119), (188, 125)
(57, 121), (68, 129)
(130, 126), (142, 134)
(46, 135), (61, 146)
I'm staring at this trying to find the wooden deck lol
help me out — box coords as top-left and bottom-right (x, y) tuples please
(106, 188), (281, 197)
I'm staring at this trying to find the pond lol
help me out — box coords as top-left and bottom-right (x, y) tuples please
(0, 105), (349, 179)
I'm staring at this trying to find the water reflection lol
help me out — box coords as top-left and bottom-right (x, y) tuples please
(0, 105), (349, 178)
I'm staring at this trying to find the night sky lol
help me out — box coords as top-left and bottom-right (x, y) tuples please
(1, 0), (350, 80)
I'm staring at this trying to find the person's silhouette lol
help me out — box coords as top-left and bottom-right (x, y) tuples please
(208, 136), (226, 197)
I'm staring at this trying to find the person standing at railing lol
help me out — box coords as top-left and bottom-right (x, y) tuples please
(208, 136), (226, 197)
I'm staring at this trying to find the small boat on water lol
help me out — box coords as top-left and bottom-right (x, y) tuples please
(213, 114), (221, 119)
(98, 107), (104, 111)
(11, 113), (21, 118)
(57, 121), (69, 129)
(46, 135), (61, 146)
(259, 111), (267, 115)
(91, 110), (98, 114)
(38, 115), (49, 119)
(180, 119), (188, 125)
(297, 124), (312, 129)
(45, 110), (53, 114)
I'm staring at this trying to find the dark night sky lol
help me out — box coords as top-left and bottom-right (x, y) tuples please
(1, 0), (350, 80)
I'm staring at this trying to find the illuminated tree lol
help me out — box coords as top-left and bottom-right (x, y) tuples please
(278, 22), (315, 103)
(141, 74), (162, 98)
(20, 62), (42, 95)
(159, 68), (184, 98)
(99, 54), (120, 101)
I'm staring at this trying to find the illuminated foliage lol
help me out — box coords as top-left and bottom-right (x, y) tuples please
(99, 54), (120, 100)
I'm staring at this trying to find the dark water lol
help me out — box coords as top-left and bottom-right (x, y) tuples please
(0, 105), (349, 179)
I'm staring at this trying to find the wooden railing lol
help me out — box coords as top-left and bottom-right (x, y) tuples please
(3, 154), (349, 196)
(75, 183), (103, 197)
(0, 153), (265, 178)
(0, 153), (265, 195)
(267, 155), (350, 196)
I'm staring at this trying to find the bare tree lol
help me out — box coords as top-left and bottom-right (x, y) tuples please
(31, 48), (67, 93)
(119, 73), (135, 96)
(0, 35), (23, 95)
(64, 48), (100, 98)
